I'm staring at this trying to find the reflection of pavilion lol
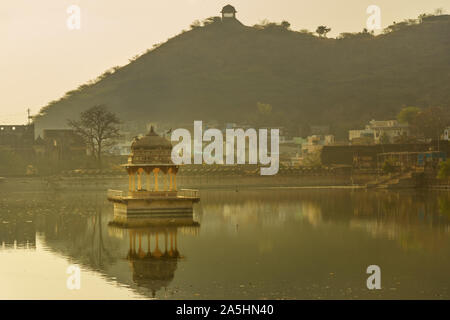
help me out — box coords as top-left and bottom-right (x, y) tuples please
(108, 216), (200, 297)
(108, 127), (199, 226)
(0, 221), (36, 250)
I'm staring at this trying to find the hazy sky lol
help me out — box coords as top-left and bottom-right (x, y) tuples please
(1, 0), (448, 124)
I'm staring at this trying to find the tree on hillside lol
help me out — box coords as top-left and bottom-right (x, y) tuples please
(255, 102), (274, 126)
(316, 25), (331, 37)
(338, 28), (374, 39)
(397, 106), (421, 124)
(68, 105), (121, 169)
(280, 21), (291, 30)
(203, 16), (221, 26)
(410, 106), (449, 141)
(190, 20), (202, 29)
(257, 102), (272, 116)
(254, 20), (291, 31)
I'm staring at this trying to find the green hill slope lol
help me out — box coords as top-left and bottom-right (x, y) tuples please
(34, 15), (450, 137)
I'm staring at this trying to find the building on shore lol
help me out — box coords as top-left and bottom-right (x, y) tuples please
(0, 123), (35, 156)
(377, 151), (446, 172)
(289, 134), (335, 166)
(443, 127), (450, 141)
(349, 120), (409, 144)
(322, 140), (450, 169)
(221, 4), (237, 20)
(35, 129), (87, 161)
(0, 123), (87, 161)
(301, 135), (335, 155)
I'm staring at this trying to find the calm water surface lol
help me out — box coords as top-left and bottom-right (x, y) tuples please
(1, 180), (450, 299)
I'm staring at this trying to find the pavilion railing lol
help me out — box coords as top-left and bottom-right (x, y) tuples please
(107, 189), (123, 199)
(128, 191), (177, 198)
(177, 189), (199, 199)
(107, 189), (199, 199)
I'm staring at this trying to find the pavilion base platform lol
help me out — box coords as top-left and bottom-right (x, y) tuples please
(107, 189), (200, 227)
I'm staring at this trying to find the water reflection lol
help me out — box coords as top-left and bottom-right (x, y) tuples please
(0, 220), (35, 250)
(108, 220), (200, 297)
(34, 197), (201, 298)
(199, 189), (450, 253)
(1, 184), (450, 299)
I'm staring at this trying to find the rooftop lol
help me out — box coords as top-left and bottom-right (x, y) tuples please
(221, 4), (237, 13)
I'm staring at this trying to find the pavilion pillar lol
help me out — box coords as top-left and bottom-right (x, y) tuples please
(129, 232), (133, 252)
(164, 232), (168, 253)
(174, 232), (178, 251)
(174, 173), (177, 191)
(128, 172), (133, 192)
(154, 233), (162, 258)
(138, 233), (146, 258)
(169, 233), (174, 256)
(146, 171), (150, 191)
(169, 170), (173, 191)
(131, 173), (136, 192)
(137, 170), (142, 191)
(154, 168), (160, 191)
(164, 172), (168, 191)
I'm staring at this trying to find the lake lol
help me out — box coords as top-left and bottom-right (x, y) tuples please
(1, 179), (450, 299)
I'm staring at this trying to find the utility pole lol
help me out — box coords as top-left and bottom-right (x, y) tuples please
(27, 108), (32, 125)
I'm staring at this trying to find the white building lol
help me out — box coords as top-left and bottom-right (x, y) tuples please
(349, 120), (409, 144)
(443, 127), (450, 141)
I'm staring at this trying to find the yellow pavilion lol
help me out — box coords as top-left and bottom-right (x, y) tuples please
(107, 127), (199, 224)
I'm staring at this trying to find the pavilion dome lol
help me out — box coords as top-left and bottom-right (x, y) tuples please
(129, 257), (178, 298)
(131, 126), (172, 151)
(128, 126), (173, 165)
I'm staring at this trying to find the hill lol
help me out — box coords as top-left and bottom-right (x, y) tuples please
(34, 15), (450, 138)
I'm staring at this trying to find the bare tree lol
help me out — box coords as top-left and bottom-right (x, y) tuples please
(68, 105), (121, 169)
